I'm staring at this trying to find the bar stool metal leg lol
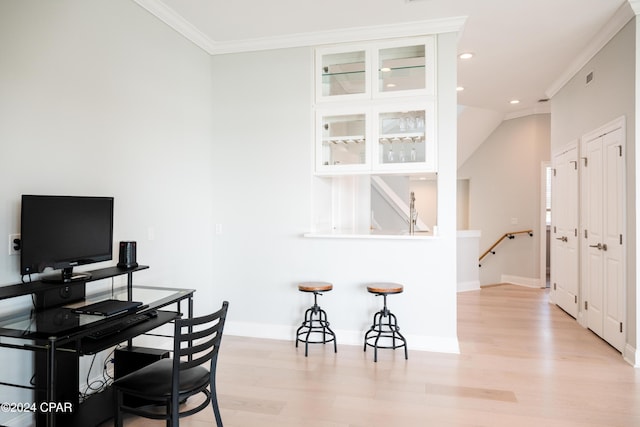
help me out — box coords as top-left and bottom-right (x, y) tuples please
(295, 283), (337, 356)
(364, 284), (408, 362)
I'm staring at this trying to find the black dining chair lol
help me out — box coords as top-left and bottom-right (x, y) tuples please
(113, 301), (229, 427)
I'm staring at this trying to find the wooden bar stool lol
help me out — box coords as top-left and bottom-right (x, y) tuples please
(295, 282), (337, 356)
(364, 282), (408, 362)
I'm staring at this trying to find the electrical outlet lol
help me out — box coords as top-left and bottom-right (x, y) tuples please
(9, 234), (20, 255)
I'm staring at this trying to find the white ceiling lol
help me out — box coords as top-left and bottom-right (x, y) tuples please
(133, 0), (634, 163)
(135, 0), (632, 114)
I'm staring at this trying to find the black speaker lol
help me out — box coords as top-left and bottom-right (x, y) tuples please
(117, 241), (138, 269)
(35, 283), (86, 310)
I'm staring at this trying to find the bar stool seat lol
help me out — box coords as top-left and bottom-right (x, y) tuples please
(367, 283), (404, 295)
(299, 282), (333, 293)
(364, 282), (408, 362)
(295, 282), (337, 356)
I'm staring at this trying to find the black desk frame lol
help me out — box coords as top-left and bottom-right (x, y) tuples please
(0, 265), (194, 427)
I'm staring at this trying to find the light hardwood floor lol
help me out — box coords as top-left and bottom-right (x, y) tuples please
(109, 285), (640, 426)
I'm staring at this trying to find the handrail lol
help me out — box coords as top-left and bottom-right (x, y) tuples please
(479, 230), (533, 266)
(370, 176), (430, 232)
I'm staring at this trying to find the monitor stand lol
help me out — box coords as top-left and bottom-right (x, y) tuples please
(41, 267), (92, 284)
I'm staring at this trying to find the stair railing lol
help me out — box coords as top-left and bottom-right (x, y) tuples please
(479, 230), (533, 267)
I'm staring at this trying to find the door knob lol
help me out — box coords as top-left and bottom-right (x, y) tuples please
(589, 243), (607, 250)
(556, 236), (568, 242)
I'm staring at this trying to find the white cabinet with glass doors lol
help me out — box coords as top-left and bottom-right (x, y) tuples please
(315, 37), (436, 175)
(316, 102), (435, 174)
(316, 37), (435, 102)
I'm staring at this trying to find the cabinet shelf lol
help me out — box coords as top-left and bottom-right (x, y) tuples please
(322, 70), (365, 78)
(323, 64), (425, 78)
(323, 136), (366, 144)
(380, 133), (424, 141)
(379, 64), (425, 73)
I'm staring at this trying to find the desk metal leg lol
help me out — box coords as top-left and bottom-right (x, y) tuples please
(126, 272), (133, 301)
(127, 272), (134, 348)
(46, 337), (56, 427)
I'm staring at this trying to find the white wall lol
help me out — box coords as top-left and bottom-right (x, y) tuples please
(458, 114), (550, 286)
(457, 230), (481, 292)
(551, 18), (636, 355)
(0, 1), (215, 424)
(210, 33), (459, 352)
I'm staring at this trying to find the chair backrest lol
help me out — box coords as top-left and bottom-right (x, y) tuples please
(173, 301), (229, 373)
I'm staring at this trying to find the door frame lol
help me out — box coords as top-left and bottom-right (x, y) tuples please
(578, 116), (626, 338)
(539, 160), (550, 292)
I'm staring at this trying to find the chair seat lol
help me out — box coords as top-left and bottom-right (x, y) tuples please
(114, 358), (210, 398)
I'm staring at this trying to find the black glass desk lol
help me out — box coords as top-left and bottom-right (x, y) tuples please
(0, 267), (194, 427)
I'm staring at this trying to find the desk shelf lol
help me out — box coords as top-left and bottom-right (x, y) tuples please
(78, 310), (179, 355)
(0, 265), (149, 301)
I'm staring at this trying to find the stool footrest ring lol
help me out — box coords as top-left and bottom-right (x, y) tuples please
(363, 309), (408, 362)
(295, 305), (337, 356)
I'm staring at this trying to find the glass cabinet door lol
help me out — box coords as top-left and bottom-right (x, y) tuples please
(375, 38), (434, 97)
(317, 111), (369, 172)
(374, 105), (435, 171)
(317, 37), (433, 101)
(318, 50), (367, 99)
(378, 45), (425, 92)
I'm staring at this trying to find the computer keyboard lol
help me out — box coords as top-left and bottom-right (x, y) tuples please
(86, 311), (155, 340)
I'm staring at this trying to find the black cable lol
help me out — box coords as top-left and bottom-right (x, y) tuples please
(80, 354), (107, 401)
(79, 345), (122, 402)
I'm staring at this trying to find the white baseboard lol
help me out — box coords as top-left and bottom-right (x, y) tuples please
(457, 280), (481, 292)
(225, 320), (296, 342)
(225, 321), (460, 354)
(501, 274), (542, 288)
(623, 343), (638, 367)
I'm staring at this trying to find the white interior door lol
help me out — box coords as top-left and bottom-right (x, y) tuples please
(581, 125), (625, 352)
(583, 137), (604, 336)
(551, 145), (578, 317)
(602, 128), (625, 351)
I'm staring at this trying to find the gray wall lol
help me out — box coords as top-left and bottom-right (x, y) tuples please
(458, 114), (551, 286)
(550, 19), (636, 352)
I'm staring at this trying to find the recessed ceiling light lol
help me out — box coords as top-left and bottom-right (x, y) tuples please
(456, 86), (465, 92)
(510, 99), (520, 105)
(386, 83), (396, 88)
(380, 67), (391, 72)
(458, 52), (474, 60)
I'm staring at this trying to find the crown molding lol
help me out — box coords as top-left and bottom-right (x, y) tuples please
(133, 0), (466, 55)
(207, 16), (466, 55)
(546, 1), (635, 98)
(132, 0), (217, 53)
